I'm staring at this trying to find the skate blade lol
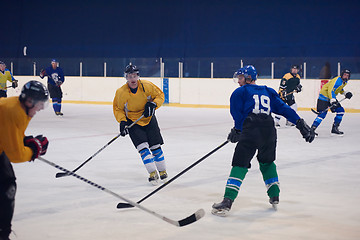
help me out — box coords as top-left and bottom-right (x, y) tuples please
(149, 179), (160, 186)
(331, 133), (344, 137)
(271, 203), (278, 211)
(211, 208), (229, 217)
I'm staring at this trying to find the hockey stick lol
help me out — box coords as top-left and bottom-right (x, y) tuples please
(55, 115), (144, 178)
(117, 140), (230, 209)
(39, 157), (205, 227)
(311, 97), (347, 115)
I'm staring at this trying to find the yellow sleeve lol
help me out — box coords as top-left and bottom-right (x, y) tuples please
(113, 88), (127, 123)
(144, 81), (164, 108)
(0, 97), (33, 163)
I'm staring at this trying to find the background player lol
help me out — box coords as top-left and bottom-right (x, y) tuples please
(274, 65), (302, 127)
(40, 59), (65, 116)
(113, 64), (167, 185)
(311, 69), (352, 135)
(0, 61), (18, 98)
(0, 81), (49, 239)
(212, 65), (315, 216)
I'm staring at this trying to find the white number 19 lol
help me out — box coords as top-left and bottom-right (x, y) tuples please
(252, 95), (270, 115)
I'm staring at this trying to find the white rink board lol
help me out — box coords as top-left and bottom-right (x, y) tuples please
(6, 76), (360, 109)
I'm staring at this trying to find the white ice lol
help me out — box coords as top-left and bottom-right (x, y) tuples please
(11, 104), (360, 240)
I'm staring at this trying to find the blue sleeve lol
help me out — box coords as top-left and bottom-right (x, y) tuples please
(230, 88), (246, 130)
(268, 87), (300, 124)
(331, 77), (342, 99)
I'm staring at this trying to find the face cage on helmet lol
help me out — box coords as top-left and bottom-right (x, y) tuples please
(233, 71), (242, 83)
(124, 71), (140, 79)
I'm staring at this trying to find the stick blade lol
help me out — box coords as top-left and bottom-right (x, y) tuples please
(311, 108), (320, 114)
(117, 202), (135, 209)
(55, 172), (70, 178)
(177, 208), (205, 227)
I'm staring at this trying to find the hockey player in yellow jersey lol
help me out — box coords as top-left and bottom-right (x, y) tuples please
(113, 64), (167, 185)
(0, 81), (49, 240)
(311, 69), (353, 135)
(0, 61), (18, 98)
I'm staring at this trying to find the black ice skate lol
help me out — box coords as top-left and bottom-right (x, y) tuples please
(311, 125), (319, 136)
(211, 198), (233, 217)
(55, 112), (64, 116)
(331, 123), (344, 136)
(269, 196), (279, 210)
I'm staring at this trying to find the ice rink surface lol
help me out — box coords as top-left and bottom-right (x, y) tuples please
(11, 104), (360, 240)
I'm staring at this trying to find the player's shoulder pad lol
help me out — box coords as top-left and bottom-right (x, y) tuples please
(282, 73), (293, 80)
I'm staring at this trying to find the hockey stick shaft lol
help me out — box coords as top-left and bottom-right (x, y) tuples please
(39, 157), (205, 227)
(311, 97), (347, 115)
(117, 140), (230, 209)
(55, 115), (144, 178)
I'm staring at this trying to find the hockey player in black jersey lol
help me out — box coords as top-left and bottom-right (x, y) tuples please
(274, 65), (302, 127)
(212, 65), (315, 216)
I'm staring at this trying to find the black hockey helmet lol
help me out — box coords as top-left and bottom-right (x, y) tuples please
(291, 65), (300, 70)
(341, 69), (351, 79)
(19, 80), (49, 104)
(124, 63), (139, 75)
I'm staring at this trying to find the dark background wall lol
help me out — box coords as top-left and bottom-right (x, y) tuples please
(2, 0), (360, 59)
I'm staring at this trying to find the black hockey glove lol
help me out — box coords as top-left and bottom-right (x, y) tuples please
(143, 101), (157, 118)
(24, 135), (49, 161)
(40, 69), (46, 79)
(329, 98), (340, 111)
(345, 91), (353, 99)
(227, 128), (241, 143)
(12, 79), (18, 88)
(119, 121), (129, 137)
(296, 119), (315, 143)
(295, 84), (302, 93)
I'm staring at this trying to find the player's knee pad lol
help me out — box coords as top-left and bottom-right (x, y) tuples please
(0, 180), (16, 202)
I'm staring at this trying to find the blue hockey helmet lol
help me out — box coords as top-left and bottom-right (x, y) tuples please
(233, 67), (245, 83)
(243, 65), (257, 81)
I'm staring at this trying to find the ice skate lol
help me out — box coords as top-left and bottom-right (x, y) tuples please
(275, 122), (280, 128)
(148, 171), (159, 185)
(159, 170), (168, 182)
(311, 125), (318, 136)
(211, 198), (233, 217)
(55, 112), (64, 116)
(269, 196), (279, 210)
(331, 123), (344, 136)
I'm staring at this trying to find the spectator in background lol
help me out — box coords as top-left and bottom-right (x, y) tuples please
(319, 62), (332, 79)
(40, 59), (65, 116)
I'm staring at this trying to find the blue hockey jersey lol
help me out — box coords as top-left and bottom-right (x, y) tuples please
(230, 84), (300, 130)
(45, 66), (65, 86)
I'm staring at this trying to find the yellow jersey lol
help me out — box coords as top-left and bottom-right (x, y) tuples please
(0, 97), (33, 163)
(319, 76), (347, 100)
(113, 80), (164, 126)
(0, 69), (15, 91)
